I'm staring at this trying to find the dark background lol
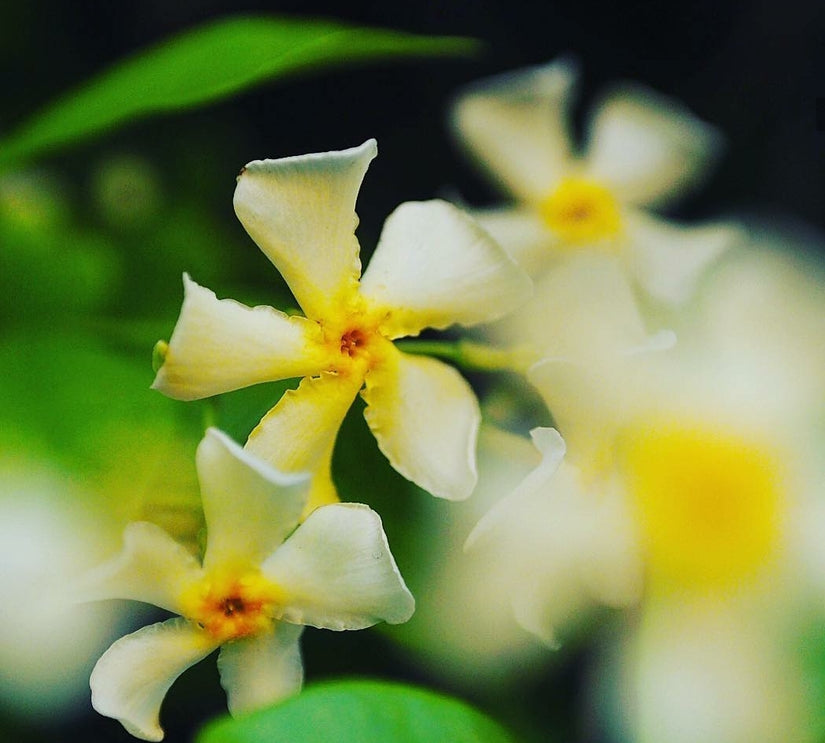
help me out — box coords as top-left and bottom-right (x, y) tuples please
(2, 0), (824, 237)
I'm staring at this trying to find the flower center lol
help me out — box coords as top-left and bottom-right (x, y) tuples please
(621, 419), (783, 592)
(538, 177), (622, 245)
(340, 327), (369, 357)
(179, 569), (283, 643)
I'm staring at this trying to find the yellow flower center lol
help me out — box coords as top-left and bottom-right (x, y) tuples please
(321, 302), (391, 374)
(621, 419), (783, 592)
(538, 177), (622, 245)
(179, 568), (283, 643)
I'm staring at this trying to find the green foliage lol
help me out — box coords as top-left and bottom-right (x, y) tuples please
(197, 679), (517, 743)
(0, 16), (480, 168)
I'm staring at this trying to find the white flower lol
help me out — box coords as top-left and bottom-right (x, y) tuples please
(153, 140), (531, 506)
(80, 428), (414, 741)
(451, 58), (742, 303)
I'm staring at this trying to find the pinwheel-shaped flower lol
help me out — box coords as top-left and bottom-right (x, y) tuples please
(451, 59), (742, 303)
(80, 428), (414, 741)
(153, 140), (530, 506)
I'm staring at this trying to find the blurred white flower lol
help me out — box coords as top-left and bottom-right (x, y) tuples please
(0, 459), (121, 720)
(80, 428), (413, 741)
(452, 59), (742, 303)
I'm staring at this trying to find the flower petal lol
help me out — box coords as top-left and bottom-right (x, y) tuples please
(244, 371), (364, 506)
(152, 274), (327, 401)
(90, 617), (218, 742)
(623, 209), (743, 304)
(469, 205), (558, 276)
(451, 59), (578, 200)
(233, 141), (376, 320)
(261, 503), (414, 629)
(465, 427), (566, 550)
(217, 622), (304, 716)
(197, 428), (310, 571)
(362, 346), (480, 501)
(359, 200), (531, 338)
(488, 252), (665, 363)
(75, 522), (202, 614)
(584, 85), (723, 208)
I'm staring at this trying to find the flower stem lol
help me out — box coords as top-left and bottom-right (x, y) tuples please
(396, 338), (536, 374)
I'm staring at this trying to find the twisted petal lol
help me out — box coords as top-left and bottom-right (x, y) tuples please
(262, 503), (414, 629)
(197, 428), (310, 571)
(152, 274), (327, 401)
(362, 346), (480, 501)
(624, 209), (743, 304)
(584, 85), (723, 208)
(90, 618), (218, 742)
(359, 200), (531, 338)
(233, 141), (376, 320)
(451, 59), (578, 200)
(245, 372), (364, 508)
(75, 522), (202, 614)
(217, 622), (304, 716)
(466, 427), (566, 550)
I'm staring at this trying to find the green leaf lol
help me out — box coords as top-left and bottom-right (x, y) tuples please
(0, 16), (480, 168)
(197, 679), (517, 743)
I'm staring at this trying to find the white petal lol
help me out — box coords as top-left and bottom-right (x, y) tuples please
(262, 503), (414, 629)
(217, 622), (304, 715)
(75, 522), (202, 614)
(624, 209), (743, 304)
(470, 205), (558, 275)
(152, 274), (327, 401)
(489, 252), (662, 363)
(359, 200), (531, 337)
(197, 429), (310, 571)
(465, 427), (566, 550)
(451, 59), (578, 200)
(362, 346), (480, 501)
(90, 618), (218, 742)
(233, 141), (376, 320)
(584, 85), (723, 208)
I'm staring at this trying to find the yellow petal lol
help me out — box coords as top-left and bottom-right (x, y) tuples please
(153, 274), (327, 401)
(451, 59), (577, 201)
(244, 370), (365, 503)
(233, 141), (376, 320)
(362, 345), (480, 500)
(359, 200), (531, 338)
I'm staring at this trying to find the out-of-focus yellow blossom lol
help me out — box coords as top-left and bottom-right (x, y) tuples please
(469, 241), (825, 652)
(153, 140), (530, 508)
(80, 428), (413, 741)
(451, 59), (742, 303)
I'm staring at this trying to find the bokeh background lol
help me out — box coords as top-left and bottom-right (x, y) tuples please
(1, 1), (824, 741)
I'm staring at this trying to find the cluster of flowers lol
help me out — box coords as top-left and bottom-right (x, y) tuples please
(82, 58), (825, 742)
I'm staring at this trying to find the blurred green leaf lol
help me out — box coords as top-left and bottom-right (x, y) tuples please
(0, 16), (480, 168)
(197, 679), (517, 743)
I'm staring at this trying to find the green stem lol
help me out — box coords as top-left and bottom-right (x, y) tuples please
(396, 338), (537, 374)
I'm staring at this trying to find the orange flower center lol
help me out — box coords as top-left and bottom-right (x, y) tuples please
(180, 569), (283, 643)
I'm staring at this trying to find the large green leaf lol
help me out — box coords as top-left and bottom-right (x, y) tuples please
(0, 16), (479, 168)
(197, 679), (517, 743)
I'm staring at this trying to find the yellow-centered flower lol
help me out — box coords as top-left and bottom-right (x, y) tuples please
(153, 140), (531, 507)
(451, 59), (742, 303)
(79, 428), (414, 741)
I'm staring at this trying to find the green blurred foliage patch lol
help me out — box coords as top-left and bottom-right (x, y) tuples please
(0, 15), (480, 168)
(197, 678), (518, 743)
